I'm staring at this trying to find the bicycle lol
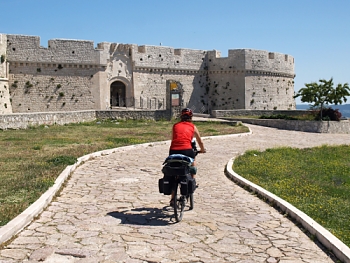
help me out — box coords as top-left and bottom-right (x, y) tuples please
(159, 142), (201, 222)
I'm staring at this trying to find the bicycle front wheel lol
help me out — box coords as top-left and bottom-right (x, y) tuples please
(189, 193), (194, 210)
(174, 185), (185, 222)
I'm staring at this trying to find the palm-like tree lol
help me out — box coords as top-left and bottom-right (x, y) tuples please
(294, 78), (350, 120)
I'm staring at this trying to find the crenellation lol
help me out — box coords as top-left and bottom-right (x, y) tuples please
(6, 35), (105, 66)
(132, 45), (207, 71)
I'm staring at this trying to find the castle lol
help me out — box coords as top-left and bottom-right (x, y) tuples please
(0, 34), (296, 115)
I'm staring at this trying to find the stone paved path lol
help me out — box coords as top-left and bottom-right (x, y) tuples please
(1, 124), (350, 263)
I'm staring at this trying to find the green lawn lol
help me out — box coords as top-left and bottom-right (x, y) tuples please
(233, 145), (350, 247)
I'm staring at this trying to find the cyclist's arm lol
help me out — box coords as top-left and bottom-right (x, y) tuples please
(193, 126), (206, 153)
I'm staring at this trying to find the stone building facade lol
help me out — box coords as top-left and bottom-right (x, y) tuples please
(0, 33), (296, 114)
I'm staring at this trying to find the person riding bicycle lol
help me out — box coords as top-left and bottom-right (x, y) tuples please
(169, 108), (206, 206)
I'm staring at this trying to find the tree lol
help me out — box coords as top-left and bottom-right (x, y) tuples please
(294, 78), (350, 120)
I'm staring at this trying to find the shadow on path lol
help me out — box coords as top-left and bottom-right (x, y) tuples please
(107, 207), (180, 226)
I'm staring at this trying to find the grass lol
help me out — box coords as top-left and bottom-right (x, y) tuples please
(0, 119), (248, 226)
(232, 145), (350, 247)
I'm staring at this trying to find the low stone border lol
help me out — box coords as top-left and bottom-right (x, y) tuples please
(221, 118), (350, 134)
(225, 158), (350, 263)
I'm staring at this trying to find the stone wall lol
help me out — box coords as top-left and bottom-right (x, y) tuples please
(96, 109), (169, 121)
(212, 109), (309, 117)
(131, 45), (208, 112)
(0, 110), (170, 130)
(212, 110), (350, 134)
(0, 110), (96, 130)
(132, 45), (207, 70)
(6, 35), (107, 113)
(9, 64), (103, 112)
(207, 50), (295, 111)
(226, 118), (350, 134)
(132, 70), (207, 111)
(0, 34), (12, 114)
(6, 35), (105, 64)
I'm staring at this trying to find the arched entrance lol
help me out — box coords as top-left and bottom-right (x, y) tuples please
(110, 81), (126, 107)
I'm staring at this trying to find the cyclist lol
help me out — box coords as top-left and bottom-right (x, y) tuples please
(168, 108), (206, 206)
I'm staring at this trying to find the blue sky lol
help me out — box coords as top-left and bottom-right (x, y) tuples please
(1, 0), (349, 104)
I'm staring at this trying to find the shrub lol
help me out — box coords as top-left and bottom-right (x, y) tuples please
(259, 114), (298, 120)
(316, 107), (342, 121)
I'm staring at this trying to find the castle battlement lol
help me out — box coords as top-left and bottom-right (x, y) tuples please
(6, 34), (105, 65)
(132, 44), (207, 71)
(207, 49), (294, 76)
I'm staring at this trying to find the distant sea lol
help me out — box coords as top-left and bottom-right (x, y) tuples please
(296, 104), (350, 118)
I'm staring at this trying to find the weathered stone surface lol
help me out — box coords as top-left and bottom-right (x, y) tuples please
(29, 246), (55, 261)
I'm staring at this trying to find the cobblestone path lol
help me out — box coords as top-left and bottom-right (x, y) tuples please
(1, 124), (350, 262)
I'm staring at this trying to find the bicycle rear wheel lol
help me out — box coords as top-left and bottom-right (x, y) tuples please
(174, 185), (185, 222)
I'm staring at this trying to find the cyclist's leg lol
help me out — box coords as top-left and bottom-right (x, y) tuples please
(189, 163), (197, 178)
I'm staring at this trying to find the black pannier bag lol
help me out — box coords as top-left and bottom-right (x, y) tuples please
(158, 178), (164, 193)
(180, 175), (189, 195)
(188, 177), (196, 194)
(160, 154), (193, 196)
(162, 175), (174, 195)
(181, 175), (196, 195)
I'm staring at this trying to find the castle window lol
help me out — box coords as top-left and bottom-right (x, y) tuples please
(140, 58), (143, 61)
(159, 54), (162, 57)
(268, 52), (275, 59)
(285, 55), (288, 61)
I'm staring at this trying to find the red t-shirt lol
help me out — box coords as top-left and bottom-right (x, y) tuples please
(170, 121), (195, 150)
